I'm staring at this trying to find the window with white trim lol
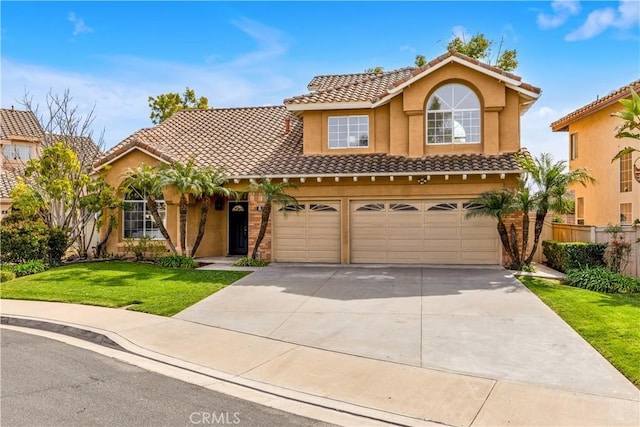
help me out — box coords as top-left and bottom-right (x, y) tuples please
(620, 153), (632, 192)
(620, 203), (632, 225)
(570, 133), (578, 160)
(576, 197), (585, 225)
(328, 116), (369, 148)
(123, 187), (166, 239)
(426, 84), (480, 144)
(2, 144), (32, 161)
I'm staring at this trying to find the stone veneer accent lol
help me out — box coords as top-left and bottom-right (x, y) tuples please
(248, 192), (272, 261)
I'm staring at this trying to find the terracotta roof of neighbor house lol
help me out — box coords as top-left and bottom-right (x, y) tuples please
(45, 134), (103, 168)
(285, 52), (541, 108)
(0, 165), (23, 199)
(0, 108), (45, 140)
(95, 106), (526, 179)
(551, 80), (640, 132)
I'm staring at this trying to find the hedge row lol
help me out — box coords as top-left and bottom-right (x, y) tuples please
(542, 241), (607, 273)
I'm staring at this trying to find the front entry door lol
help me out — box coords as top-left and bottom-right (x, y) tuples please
(228, 201), (249, 255)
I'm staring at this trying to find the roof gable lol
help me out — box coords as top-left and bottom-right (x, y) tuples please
(0, 108), (44, 141)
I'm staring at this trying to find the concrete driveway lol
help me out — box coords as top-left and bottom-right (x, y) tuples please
(175, 264), (637, 400)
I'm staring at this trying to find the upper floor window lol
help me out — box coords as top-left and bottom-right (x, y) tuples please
(620, 153), (632, 192)
(426, 83), (480, 144)
(328, 116), (369, 148)
(570, 133), (578, 160)
(2, 144), (32, 161)
(576, 197), (585, 225)
(620, 203), (632, 225)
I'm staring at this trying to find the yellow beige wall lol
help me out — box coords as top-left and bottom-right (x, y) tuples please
(302, 62), (523, 158)
(567, 103), (639, 226)
(100, 149), (235, 258)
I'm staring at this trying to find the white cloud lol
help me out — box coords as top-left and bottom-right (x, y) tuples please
(400, 44), (416, 53)
(565, 0), (640, 41)
(68, 12), (93, 37)
(537, 0), (581, 29)
(227, 17), (288, 66)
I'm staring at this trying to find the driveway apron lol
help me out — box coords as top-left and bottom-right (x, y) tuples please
(175, 264), (638, 400)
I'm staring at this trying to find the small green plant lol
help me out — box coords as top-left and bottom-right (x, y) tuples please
(47, 227), (69, 266)
(124, 236), (151, 261)
(155, 254), (198, 269)
(521, 263), (536, 273)
(0, 270), (16, 282)
(6, 260), (49, 277)
(232, 257), (269, 267)
(566, 266), (640, 293)
(0, 211), (49, 263)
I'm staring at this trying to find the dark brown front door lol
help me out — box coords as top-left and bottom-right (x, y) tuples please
(228, 201), (248, 255)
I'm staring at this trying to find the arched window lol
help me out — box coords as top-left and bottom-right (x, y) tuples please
(122, 186), (166, 239)
(426, 83), (480, 144)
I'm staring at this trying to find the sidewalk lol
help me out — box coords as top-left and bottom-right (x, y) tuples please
(1, 300), (638, 427)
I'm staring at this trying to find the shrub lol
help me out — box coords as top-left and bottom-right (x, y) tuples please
(47, 227), (68, 266)
(0, 211), (49, 263)
(232, 257), (269, 267)
(9, 260), (49, 277)
(155, 254), (198, 269)
(124, 237), (168, 261)
(542, 241), (607, 273)
(0, 270), (16, 282)
(566, 266), (640, 293)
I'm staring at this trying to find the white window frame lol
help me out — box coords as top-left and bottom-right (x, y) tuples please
(570, 133), (578, 160)
(2, 143), (32, 161)
(426, 84), (481, 145)
(122, 191), (166, 240)
(576, 197), (584, 225)
(328, 115), (369, 149)
(620, 203), (632, 225)
(620, 153), (632, 192)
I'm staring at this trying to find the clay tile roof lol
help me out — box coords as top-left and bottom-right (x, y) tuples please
(551, 80), (640, 132)
(0, 164), (23, 199)
(94, 106), (525, 178)
(45, 134), (103, 169)
(0, 108), (44, 140)
(286, 52), (540, 108)
(285, 68), (414, 105)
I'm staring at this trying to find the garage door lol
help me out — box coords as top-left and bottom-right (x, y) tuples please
(273, 201), (341, 263)
(350, 200), (500, 264)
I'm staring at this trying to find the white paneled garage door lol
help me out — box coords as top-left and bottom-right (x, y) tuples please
(273, 201), (341, 263)
(350, 200), (500, 264)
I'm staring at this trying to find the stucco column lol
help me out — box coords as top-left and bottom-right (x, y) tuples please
(407, 111), (424, 158)
(483, 108), (501, 155)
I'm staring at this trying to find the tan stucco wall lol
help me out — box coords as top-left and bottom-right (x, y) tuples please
(565, 103), (639, 226)
(301, 61), (524, 158)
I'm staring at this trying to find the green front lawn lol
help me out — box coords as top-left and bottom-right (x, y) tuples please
(519, 276), (640, 387)
(0, 261), (249, 316)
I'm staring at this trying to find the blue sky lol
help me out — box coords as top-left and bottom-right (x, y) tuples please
(2, 1), (639, 162)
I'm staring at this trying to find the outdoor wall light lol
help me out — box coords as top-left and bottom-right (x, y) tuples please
(417, 177), (428, 185)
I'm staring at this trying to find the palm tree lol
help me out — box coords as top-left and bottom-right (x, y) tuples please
(247, 178), (299, 260)
(517, 153), (595, 265)
(120, 164), (177, 254)
(511, 181), (538, 267)
(190, 167), (235, 257)
(159, 159), (202, 256)
(466, 188), (519, 269)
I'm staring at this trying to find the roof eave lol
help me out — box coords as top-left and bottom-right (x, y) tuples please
(229, 169), (523, 180)
(285, 101), (373, 111)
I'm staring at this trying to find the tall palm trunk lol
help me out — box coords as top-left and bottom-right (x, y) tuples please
(497, 220), (517, 268)
(521, 211), (530, 265)
(251, 202), (272, 260)
(509, 223), (522, 269)
(191, 197), (211, 257)
(179, 195), (188, 256)
(525, 209), (547, 265)
(147, 196), (177, 254)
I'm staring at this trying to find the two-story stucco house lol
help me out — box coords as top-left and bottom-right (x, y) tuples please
(551, 80), (640, 227)
(93, 52), (541, 265)
(0, 107), (102, 220)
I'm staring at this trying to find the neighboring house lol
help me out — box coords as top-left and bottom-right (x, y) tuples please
(551, 80), (640, 227)
(0, 107), (102, 219)
(93, 51), (541, 265)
